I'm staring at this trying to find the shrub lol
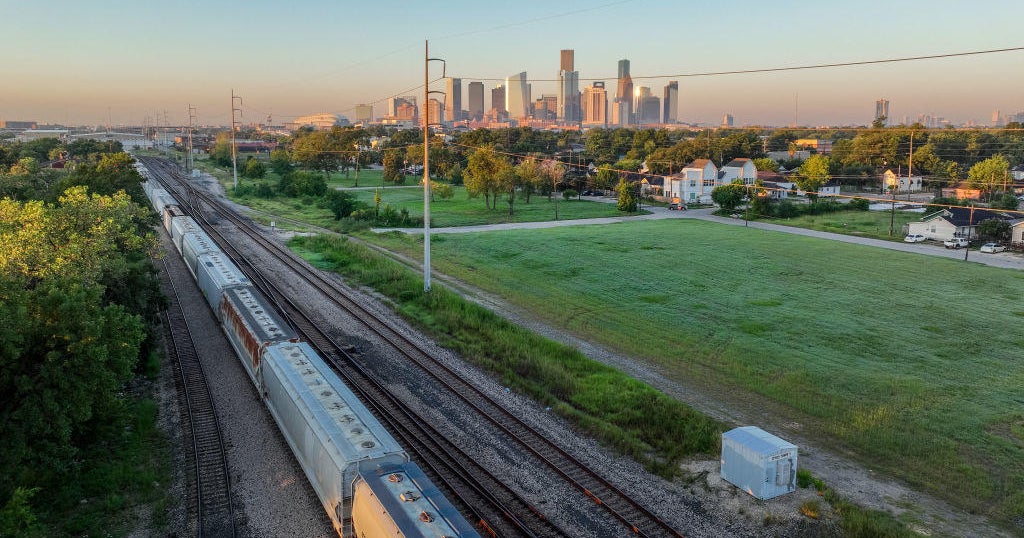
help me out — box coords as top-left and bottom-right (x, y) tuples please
(562, 189), (578, 200)
(776, 200), (798, 218)
(796, 468), (813, 488)
(848, 197), (870, 211)
(800, 500), (821, 519)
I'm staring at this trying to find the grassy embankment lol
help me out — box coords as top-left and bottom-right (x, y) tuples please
(354, 219), (1024, 529)
(289, 234), (723, 476)
(758, 209), (922, 241)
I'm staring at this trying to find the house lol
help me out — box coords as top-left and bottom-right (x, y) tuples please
(1011, 164), (1024, 182)
(664, 159), (719, 204)
(941, 182), (982, 200)
(721, 158), (758, 185)
(882, 169), (923, 193)
(906, 207), (1015, 241)
(761, 180), (789, 200)
(1012, 219), (1024, 246)
(816, 181), (841, 197)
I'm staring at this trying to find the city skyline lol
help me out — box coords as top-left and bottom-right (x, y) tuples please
(3, 0), (1024, 127)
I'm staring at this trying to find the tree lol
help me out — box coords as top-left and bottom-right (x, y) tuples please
(382, 150), (405, 185)
(711, 180), (747, 212)
(976, 219), (1011, 242)
(464, 147), (508, 209)
(495, 167), (521, 216)
(8, 157), (39, 176)
(991, 193), (1021, 210)
(323, 190), (361, 220)
(753, 157), (779, 173)
(795, 154), (832, 202)
(540, 159), (566, 219)
(210, 132), (233, 167)
(515, 157), (543, 203)
(594, 164), (618, 191)
(278, 170), (327, 197)
(292, 130), (342, 178)
(243, 156), (266, 179)
(616, 178), (638, 213)
(269, 149), (292, 176)
(966, 155), (1010, 199)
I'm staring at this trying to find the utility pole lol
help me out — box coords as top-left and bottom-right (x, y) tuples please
(230, 89), (242, 190)
(187, 105), (197, 174)
(964, 205), (974, 261)
(422, 41), (445, 292)
(907, 130), (914, 202)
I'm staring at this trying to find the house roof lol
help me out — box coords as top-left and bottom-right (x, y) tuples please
(923, 207), (1014, 227)
(1011, 164), (1024, 172)
(723, 158), (751, 169)
(757, 170), (782, 180)
(685, 159), (713, 169)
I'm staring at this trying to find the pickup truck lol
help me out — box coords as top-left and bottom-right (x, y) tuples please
(943, 238), (969, 249)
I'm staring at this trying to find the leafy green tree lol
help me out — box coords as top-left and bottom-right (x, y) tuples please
(753, 157), (779, 173)
(278, 170), (327, 197)
(966, 155), (1010, 199)
(795, 154), (832, 202)
(292, 129), (342, 178)
(323, 190), (362, 220)
(59, 152), (145, 202)
(269, 149), (292, 176)
(9, 157), (40, 176)
(465, 147), (508, 209)
(515, 157), (543, 203)
(210, 132), (233, 167)
(496, 167), (521, 216)
(243, 156), (266, 179)
(711, 180), (747, 212)
(430, 181), (454, 201)
(976, 219), (1011, 242)
(540, 159), (566, 219)
(382, 150), (405, 185)
(448, 163), (464, 185)
(991, 193), (1020, 210)
(594, 164), (618, 191)
(616, 178), (637, 213)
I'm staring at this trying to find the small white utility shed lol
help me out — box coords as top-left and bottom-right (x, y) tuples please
(721, 426), (798, 500)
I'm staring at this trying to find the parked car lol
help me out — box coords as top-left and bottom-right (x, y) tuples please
(944, 237), (970, 249)
(667, 202), (687, 211)
(980, 243), (1006, 253)
(904, 234), (926, 243)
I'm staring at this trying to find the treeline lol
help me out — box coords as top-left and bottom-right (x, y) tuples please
(0, 143), (166, 535)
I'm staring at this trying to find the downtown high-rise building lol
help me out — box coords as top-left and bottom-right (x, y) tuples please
(634, 86), (660, 125)
(557, 49), (581, 123)
(721, 113), (734, 128)
(355, 104), (373, 123)
(663, 81), (678, 124)
(426, 98), (444, 127)
(491, 85), (506, 114)
(582, 81), (608, 126)
(614, 59), (633, 126)
(468, 81), (484, 121)
(506, 72), (531, 119)
(445, 78), (462, 123)
(875, 98), (889, 124)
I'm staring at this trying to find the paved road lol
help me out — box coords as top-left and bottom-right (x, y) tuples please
(374, 197), (1024, 270)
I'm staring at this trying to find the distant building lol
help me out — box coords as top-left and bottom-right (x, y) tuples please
(491, 85), (506, 114)
(15, 129), (68, 142)
(468, 81), (485, 121)
(288, 113), (351, 131)
(505, 72), (531, 119)
(557, 49), (580, 123)
(426, 98), (444, 126)
(582, 82), (608, 126)
(355, 104), (373, 123)
(794, 139), (833, 154)
(721, 113), (734, 128)
(615, 59), (633, 126)
(882, 169), (923, 193)
(663, 81), (678, 124)
(534, 95), (557, 120)
(634, 87), (660, 125)
(721, 158), (757, 185)
(0, 120), (37, 130)
(875, 98), (889, 124)
(445, 78), (462, 123)
(395, 100), (418, 124)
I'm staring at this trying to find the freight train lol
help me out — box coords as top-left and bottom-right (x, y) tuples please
(137, 161), (480, 538)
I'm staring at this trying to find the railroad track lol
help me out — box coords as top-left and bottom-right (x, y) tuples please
(144, 156), (686, 537)
(158, 257), (236, 538)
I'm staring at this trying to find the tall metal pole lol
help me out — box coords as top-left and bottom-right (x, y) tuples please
(423, 40), (432, 292)
(230, 89), (240, 190)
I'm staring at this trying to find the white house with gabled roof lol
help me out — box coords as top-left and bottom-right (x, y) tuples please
(664, 159), (719, 204)
(721, 158), (758, 185)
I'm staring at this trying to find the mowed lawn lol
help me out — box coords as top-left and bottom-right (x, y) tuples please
(761, 209), (923, 241)
(367, 219), (1024, 524)
(348, 185), (631, 227)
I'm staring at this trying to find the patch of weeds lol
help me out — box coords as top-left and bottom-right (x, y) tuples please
(796, 468), (813, 488)
(801, 500), (821, 519)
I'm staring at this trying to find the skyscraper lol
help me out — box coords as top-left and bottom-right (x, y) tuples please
(615, 59), (633, 126)
(663, 81), (678, 124)
(468, 81), (484, 121)
(491, 85), (506, 114)
(582, 82), (607, 126)
(634, 86), (660, 125)
(427, 98), (444, 127)
(721, 113), (734, 128)
(875, 98), (889, 124)
(506, 72), (530, 119)
(445, 78), (462, 123)
(558, 49), (580, 122)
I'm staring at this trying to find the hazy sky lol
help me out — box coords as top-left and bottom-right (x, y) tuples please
(3, 0), (1023, 127)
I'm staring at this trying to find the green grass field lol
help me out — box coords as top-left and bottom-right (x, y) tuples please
(360, 219), (1024, 526)
(759, 209), (923, 241)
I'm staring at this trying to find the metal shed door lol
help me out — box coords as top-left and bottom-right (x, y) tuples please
(775, 459), (792, 486)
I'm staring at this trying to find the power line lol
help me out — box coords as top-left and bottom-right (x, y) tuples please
(452, 45), (1024, 82)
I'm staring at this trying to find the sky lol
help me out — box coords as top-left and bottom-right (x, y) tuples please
(2, 0), (1024, 127)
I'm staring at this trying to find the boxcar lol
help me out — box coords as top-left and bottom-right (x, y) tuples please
(353, 462), (480, 537)
(194, 251), (251, 312)
(168, 215), (201, 254)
